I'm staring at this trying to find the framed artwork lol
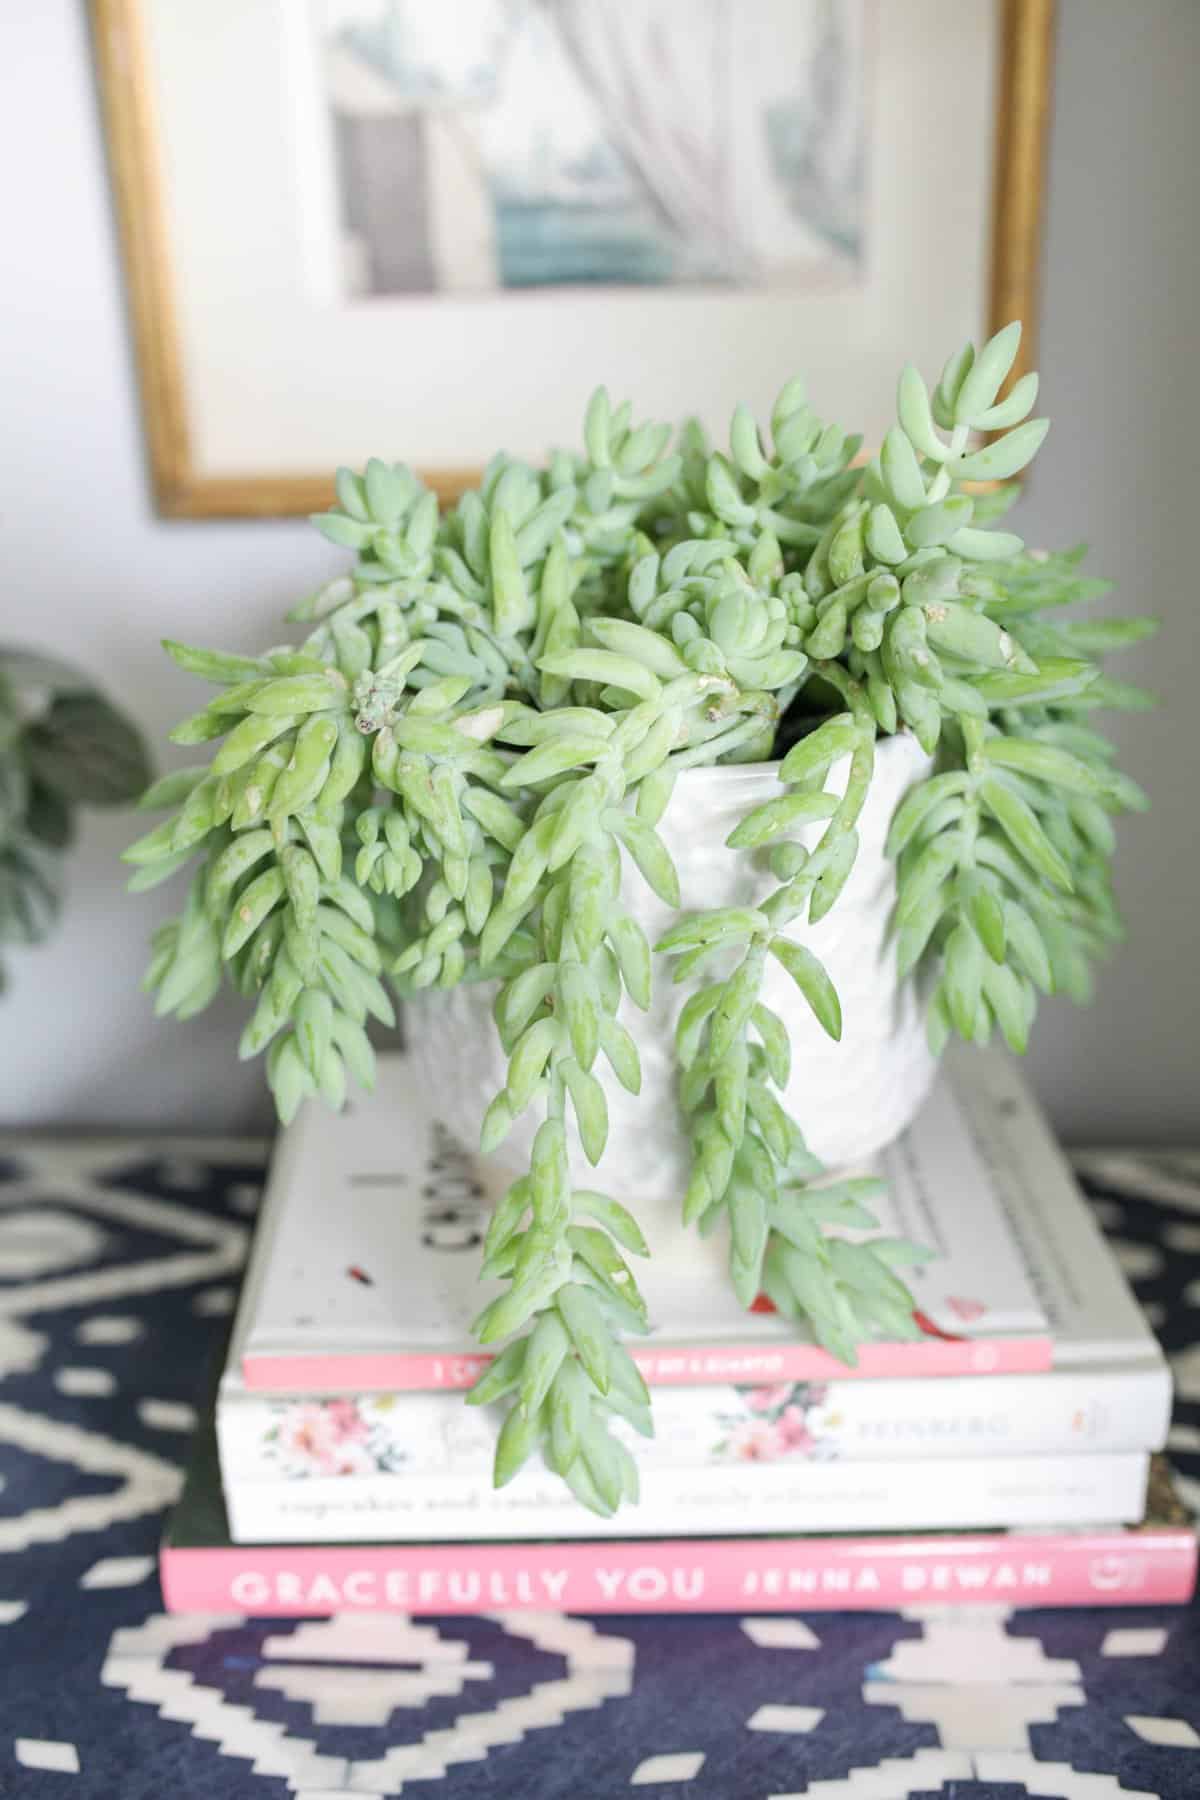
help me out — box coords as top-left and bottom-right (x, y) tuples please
(91, 0), (1056, 519)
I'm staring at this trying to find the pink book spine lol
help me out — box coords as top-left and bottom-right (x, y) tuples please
(160, 1524), (1196, 1617)
(242, 1333), (1053, 1394)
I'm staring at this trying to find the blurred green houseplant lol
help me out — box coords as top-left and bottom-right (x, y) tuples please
(127, 322), (1155, 1514)
(0, 650), (150, 988)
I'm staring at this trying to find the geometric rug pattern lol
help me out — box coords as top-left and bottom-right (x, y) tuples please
(1, 1134), (1199, 1797)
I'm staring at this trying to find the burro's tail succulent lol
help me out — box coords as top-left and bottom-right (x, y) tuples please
(127, 323), (1154, 1513)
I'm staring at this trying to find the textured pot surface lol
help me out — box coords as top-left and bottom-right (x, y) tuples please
(407, 731), (937, 1209)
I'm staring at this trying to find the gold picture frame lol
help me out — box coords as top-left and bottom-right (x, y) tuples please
(91, 0), (1056, 521)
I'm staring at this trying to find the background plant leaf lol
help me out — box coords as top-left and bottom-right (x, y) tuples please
(23, 691), (152, 805)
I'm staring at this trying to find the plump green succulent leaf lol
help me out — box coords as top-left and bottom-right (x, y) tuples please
(768, 938), (842, 1040)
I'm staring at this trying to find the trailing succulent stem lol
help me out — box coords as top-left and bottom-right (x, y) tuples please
(129, 321), (1154, 1514)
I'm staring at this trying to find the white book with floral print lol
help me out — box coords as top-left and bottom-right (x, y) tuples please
(231, 1050), (1054, 1398)
(217, 1427), (1150, 1542)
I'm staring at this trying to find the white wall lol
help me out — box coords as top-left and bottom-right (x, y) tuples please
(1013, 0), (1200, 1142)
(0, 1), (1195, 1138)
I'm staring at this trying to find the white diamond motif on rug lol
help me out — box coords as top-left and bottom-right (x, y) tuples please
(15, 1739), (80, 1774)
(0, 1405), (179, 1553)
(0, 1208), (107, 1278)
(631, 1751), (705, 1784)
(104, 1610), (636, 1796)
(740, 1618), (821, 1651)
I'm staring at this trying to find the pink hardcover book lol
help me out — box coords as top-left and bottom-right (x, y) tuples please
(235, 1053), (1054, 1395)
(162, 1432), (1196, 1616)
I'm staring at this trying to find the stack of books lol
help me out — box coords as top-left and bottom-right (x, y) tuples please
(162, 1051), (1197, 1615)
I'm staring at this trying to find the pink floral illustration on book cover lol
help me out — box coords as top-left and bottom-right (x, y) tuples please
(716, 1382), (843, 1463)
(252, 1380), (858, 1479)
(263, 1395), (411, 1479)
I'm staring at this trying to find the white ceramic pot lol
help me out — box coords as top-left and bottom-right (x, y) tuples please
(407, 731), (937, 1212)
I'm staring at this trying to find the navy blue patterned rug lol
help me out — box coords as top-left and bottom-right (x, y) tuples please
(1, 1135), (1198, 1798)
